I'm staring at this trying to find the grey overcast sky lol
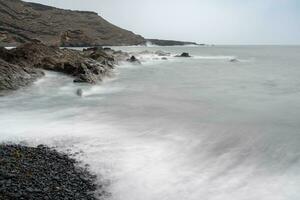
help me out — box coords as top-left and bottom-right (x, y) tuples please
(24, 0), (300, 45)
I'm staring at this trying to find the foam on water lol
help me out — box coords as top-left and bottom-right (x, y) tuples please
(1, 46), (300, 200)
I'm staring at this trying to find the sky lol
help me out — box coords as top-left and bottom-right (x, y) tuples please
(24, 0), (300, 45)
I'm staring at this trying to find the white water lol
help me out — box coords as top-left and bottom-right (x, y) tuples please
(1, 46), (300, 200)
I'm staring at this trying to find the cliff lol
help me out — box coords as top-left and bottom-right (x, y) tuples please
(0, 0), (146, 47)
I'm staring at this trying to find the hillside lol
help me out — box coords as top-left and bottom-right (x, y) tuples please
(0, 0), (146, 46)
(147, 39), (199, 46)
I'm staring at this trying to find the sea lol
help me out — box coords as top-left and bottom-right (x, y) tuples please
(1, 45), (300, 200)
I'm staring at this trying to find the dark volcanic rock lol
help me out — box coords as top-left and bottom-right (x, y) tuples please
(0, 144), (101, 200)
(0, 0), (145, 47)
(0, 56), (43, 91)
(126, 56), (141, 64)
(175, 52), (191, 57)
(229, 58), (239, 62)
(0, 42), (116, 89)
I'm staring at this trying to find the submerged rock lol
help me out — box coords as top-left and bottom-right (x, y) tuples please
(0, 144), (102, 200)
(76, 88), (83, 97)
(175, 52), (191, 57)
(229, 58), (239, 62)
(127, 56), (141, 64)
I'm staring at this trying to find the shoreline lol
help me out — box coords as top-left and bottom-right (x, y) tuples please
(0, 41), (191, 94)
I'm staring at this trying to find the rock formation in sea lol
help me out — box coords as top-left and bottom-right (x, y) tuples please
(0, 42), (132, 92)
(0, 0), (145, 47)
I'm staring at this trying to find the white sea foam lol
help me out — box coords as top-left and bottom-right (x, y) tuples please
(1, 46), (300, 200)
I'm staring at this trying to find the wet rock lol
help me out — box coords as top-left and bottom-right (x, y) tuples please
(0, 58), (44, 91)
(161, 57), (168, 60)
(229, 58), (239, 62)
(0, 42), (117, 91)
(127, 56), (141, 64)
(175, 52), (191, 57)
(76, 88), (83, 97)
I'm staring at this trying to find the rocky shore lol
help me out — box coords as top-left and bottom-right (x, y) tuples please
(0, 42), (132, 92)
(0, 144), (101, 200)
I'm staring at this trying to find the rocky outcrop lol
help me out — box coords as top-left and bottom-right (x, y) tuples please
(0, 0), (146, 47)
(0, 57), (43, 91)
(0, 42), (125, 91)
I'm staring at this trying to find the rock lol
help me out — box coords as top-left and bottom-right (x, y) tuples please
(76, 88), (83, 97)
(127, 56), (141, 64)
(60, 30), (94, 47)
(175, 52), (191, 57)
(161, 57), (168, 60)
(0, 58), (44, 91)
(112, 51), (130, 63)
(229, 58), (239, 62)
(0, 42), (117, 91)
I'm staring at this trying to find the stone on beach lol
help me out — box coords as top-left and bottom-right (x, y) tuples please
(0, 144), (102, 200)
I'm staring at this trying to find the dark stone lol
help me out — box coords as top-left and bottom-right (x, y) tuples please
(76, 88), (83, 97)
(175, 52), (191, 57)
(126, 56), (141, 64)
(229, 58), (239, 62)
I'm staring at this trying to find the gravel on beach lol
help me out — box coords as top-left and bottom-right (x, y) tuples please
(0, 144), (101, 200)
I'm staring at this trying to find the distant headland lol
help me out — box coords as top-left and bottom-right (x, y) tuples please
(0, 0), (198, 47)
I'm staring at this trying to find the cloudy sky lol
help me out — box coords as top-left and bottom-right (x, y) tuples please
(24, 0), (300, 45)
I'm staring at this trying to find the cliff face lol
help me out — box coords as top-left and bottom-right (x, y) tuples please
(0, 0), (146, 47)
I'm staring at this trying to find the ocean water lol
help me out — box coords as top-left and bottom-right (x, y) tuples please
(1, 46), (300, 200)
